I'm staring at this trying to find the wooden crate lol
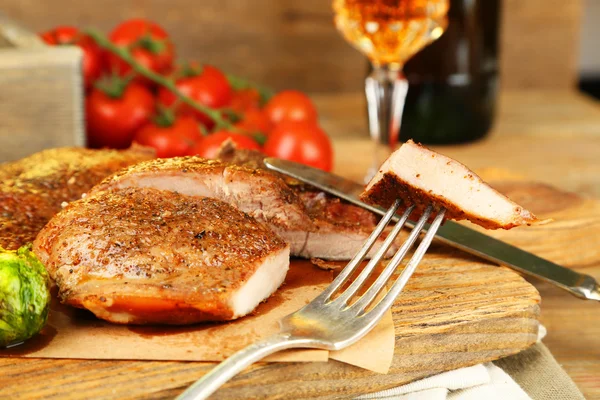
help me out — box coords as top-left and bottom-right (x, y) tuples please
(0, 16), (84, 162)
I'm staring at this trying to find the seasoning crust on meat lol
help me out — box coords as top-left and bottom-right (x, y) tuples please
(33, 187), (290, 324)
(0, 146), (154, 250)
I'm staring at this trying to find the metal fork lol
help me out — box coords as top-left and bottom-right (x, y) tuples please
(177, 201), (447, 400)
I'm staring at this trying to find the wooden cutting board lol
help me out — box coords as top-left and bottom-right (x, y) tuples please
(3, 179), (597, 400)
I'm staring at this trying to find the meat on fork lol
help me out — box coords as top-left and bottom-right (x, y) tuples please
(361, 140), (537, 229)
(0, 146), (154, 250)
(33, 187), (290, 324)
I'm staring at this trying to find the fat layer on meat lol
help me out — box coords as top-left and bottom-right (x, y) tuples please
(361, 140), (537, 229)
(0, 146), (154, 250)
(33, 187), (290, 324)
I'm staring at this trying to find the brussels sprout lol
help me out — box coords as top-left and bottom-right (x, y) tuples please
(0, 245), (50, 347)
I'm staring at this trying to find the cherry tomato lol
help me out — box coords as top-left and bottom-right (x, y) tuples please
(40, 26), (103, 89)
(263, 90), (318, 125)
(86, 82), (155, 149)
(133, 116), (201, 158)
(40, 26), (80, 44)
(107, 19), (175, 80)
(165, 115), (203, 144)
(229, 88), (262, 114)
(188, 131), (261, 159)
(264, 121), (333, 171)
(234, 109), (272, 135)
(158, 65), (232, 130)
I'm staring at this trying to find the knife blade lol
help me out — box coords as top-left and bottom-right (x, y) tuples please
(264, 157), (600, 301)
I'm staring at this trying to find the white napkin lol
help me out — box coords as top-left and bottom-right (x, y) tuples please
(356, 326), (547, 400)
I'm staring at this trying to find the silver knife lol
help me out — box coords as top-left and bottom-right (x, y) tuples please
(264, 157), (600, 301)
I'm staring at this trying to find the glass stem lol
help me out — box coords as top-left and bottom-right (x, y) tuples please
(364, 64), (408, 182)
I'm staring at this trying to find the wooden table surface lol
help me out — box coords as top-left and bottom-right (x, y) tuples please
(316, 89), (600, 399)
(2, 89), (600, 399)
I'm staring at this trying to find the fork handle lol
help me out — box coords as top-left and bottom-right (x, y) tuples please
(176, 333), (318, 400)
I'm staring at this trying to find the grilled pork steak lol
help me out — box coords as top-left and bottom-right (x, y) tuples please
(215, 143), (398, 259)
(92, 157), (315, 232)
(33, 187), (290, 324)
(0, 146), (154, 250)
(94, 156), (392, 260)
(361, 140), (537, 229)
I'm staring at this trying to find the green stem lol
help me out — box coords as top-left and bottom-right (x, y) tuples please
(94, 73), (133, 99)
(153, 105), (176, 127)
(85, 29), (233, 130)
(226, 73), (274, 105)
(134, 33), (166, 54)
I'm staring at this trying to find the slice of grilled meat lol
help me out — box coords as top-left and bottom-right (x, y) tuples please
(361, 140), (537, 229)
(33, 187), (290, 324)
(91, 157), (315, 233)
(0, 146), (154, 250)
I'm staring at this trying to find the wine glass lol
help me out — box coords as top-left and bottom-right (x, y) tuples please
(333, 0), (449, 180)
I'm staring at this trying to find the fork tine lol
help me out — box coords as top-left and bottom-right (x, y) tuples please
(177, 198), (446, 400)
(317, 199), (401, 301)
(333, 204), (415, 305)
(349, 205), (433, 313)
(365, 208), (446, 323)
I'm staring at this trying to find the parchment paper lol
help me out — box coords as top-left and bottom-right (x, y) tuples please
(4, 261), (395, 374)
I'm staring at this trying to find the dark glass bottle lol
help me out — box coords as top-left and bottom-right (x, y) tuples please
(399, 0), (500, 144)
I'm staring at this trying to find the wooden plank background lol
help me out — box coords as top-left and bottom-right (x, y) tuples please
(0, 0), (582, 92)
